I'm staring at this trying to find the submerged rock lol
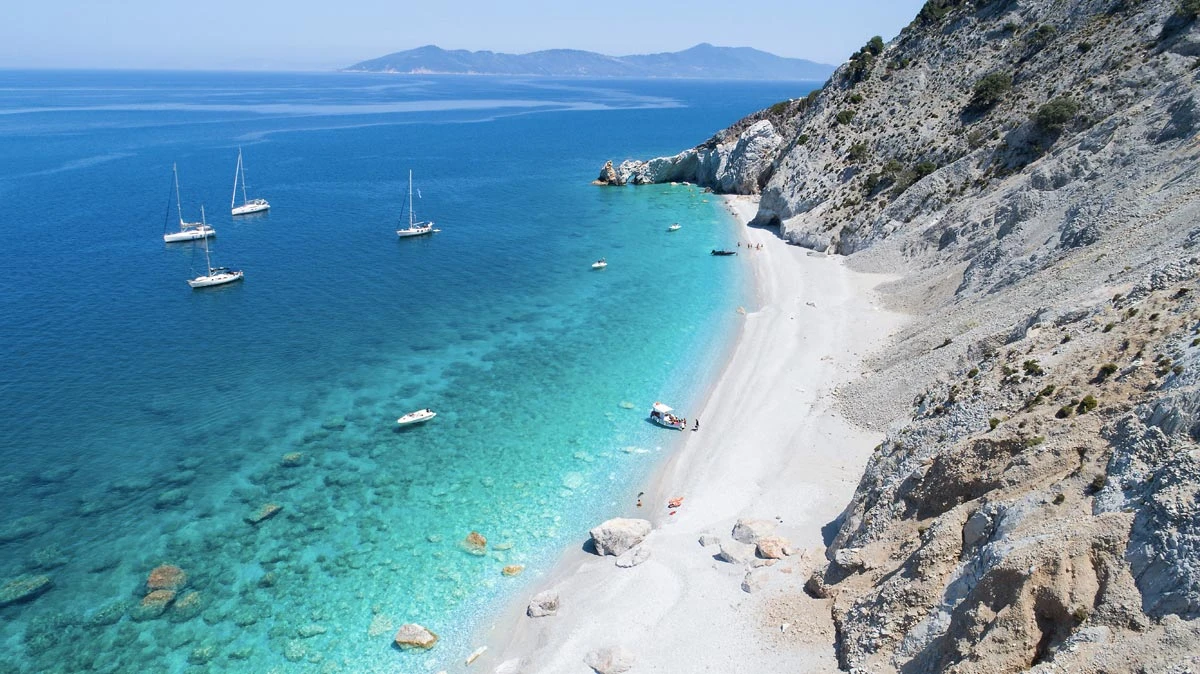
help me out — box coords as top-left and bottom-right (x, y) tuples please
(501, 564), (525, 577)
(589, 518), (651, 556)
(527, 590), (559, 618)
(0, 516), (50, 543)
(146, 564), (188, 592)
(280, 452), (304, 467)
(131, 589), (175, 621)
(0, 574), (52, 607)
(393, 623), (439, 650)
(584, 645), (636, 674)
(245, 503), (283, 525)
(154, 488), (188, 509)
(461, 531), (488, 555)
(169, 591), (203, 622)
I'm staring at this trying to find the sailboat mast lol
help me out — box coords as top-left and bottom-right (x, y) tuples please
(231, 151), (240, 209)
(239, 149), (249, 205)
(201, 207), (213, 272)
(408, 169), (415, 227)
(174, 163), (185, 225)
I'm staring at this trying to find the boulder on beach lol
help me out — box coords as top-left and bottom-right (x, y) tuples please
(741, 568), (771, 593)
(527, 590), (559, 618)
(0, 574), (52, 608)
(756, 535), (792, 560)
(615, 544), (650, 568)
(716, 540), (757, 565)
(588, 518), (651, 556)
(833, 547), (866, 571)
(584, 645), (636, 674)
(245, 503), (282, 525)
(393, 623), (439, 650)
(147, 564), (188, 592)
(731, 518), (776, 545)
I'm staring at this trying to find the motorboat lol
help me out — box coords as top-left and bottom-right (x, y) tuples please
(592, 258), (608, 270)
(711, 249), (738, 256)
(649, 401), (686, 430)
(396, 170), (440, 238)
(668, 223), (681, 232)
(188, 222), (244, 288)
(231, 147), (270, 215)
(397, 409), (437, 426)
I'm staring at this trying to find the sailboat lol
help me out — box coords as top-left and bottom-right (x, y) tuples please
(396, 170), (440, 238)
(163, 163), (215, 243)
(230, 148), (270, 216)
(187, 215), (244, 288)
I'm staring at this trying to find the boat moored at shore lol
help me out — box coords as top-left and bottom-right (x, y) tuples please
(649, 401), (686, 430)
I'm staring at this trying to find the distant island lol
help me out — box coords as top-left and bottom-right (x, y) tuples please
(343, 43), (834, 81)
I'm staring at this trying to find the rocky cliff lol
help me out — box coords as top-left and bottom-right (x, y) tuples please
(603, 0), (1200, 671)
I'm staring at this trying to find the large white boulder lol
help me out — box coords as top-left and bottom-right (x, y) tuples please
(526, 590), (559, 618)
(589, 518), (652, 556)
(731, 518), (776, 545)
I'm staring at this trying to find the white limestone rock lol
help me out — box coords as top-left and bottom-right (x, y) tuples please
(526, 590), (559, 618)
(614, 544), (650, 568)
(589, 518), (651, 556)
(716, 540), (757, 565)
(583, 646), (636, 674)
(731, 518), (776, 545)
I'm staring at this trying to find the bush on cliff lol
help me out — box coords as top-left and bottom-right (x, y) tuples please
(968, 72), (1012, 111)
(1035, 97), (1080, 133)
(836, 110), (856, 125)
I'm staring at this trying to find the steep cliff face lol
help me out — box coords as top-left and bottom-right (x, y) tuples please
(606, 0), (1200, 671)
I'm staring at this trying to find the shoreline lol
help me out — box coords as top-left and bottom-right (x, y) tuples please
(464, 195), (907, 673)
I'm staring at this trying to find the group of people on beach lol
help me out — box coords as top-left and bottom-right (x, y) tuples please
(736, 242), (763, 250)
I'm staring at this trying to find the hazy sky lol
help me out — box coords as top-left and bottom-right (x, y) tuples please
(4, 1), (928, 71)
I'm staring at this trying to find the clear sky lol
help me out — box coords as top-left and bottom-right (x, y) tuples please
(4, 0), (928, 71)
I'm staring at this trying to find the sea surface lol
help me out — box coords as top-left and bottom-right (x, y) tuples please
(0, 71), (813, 673)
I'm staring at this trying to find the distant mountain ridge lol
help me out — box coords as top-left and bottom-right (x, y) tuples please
(344, 43), (834, 81)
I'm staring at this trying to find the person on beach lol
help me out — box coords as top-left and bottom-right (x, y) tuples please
(693, 418), (700, 431)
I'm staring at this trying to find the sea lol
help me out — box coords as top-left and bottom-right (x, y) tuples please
(0, 71), (814, 673)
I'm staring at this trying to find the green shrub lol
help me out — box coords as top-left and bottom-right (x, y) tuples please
(848, 142), (869, 162)
(989, 417), (1001, 430)
(768, 100), (790, 116)
(1056, 405), (1074, 419)
(882, 159), (903, 175)
(806, 89), (823, 104)
(1078, 395), (1098, 413)
(914, 161), (937, 179)
(1098, 363), (1118, 380)
(1024, 435), (1046, 447)
(797, 134), (810, 145)
(1053, 493), (1066, 504)
(968, 367), (979, 378)
(848, 93), (864, 104)
(969, 72), (1013, 110)
(1078, 41), (1093, 53)
(836, 109), (856, 125)
(1032, 24), (1058, 44)
(917, 0), (961, 24)
(1023, 359), (1045, 376)
(1103, 322), (1115, 333)
(1182, 0), (1200, 18)
(1040, 385), (1056, 397)
(1035, 97), (1080, 133)
(1002, 21), (1020, 33)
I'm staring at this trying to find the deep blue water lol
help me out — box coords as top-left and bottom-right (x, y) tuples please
(0, 71), (814, 673)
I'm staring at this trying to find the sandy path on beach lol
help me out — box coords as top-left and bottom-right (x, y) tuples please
(471, 196), (906, 673)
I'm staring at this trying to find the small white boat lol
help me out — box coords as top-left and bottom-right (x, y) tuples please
(396, 408), (437, 426)
(592, 258), (608, 270)
(668, 223), (681, 232)
(397, 170), (440, 238)
(649, 401), (686, 430)
(188, 220), (244, 289)
(164, 163), (215, 243)
(231, 147), (270, 216)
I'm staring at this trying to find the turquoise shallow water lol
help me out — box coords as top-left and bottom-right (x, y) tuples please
(0, 71), (813, 673)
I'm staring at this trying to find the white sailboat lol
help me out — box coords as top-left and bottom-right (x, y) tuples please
(230, 148), (269, 216)
(396, 170), (440, 238)
(187, 216), (244, 288)
(163, 163), (215, 243)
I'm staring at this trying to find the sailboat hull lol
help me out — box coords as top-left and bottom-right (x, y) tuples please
(164, 226), (215, 243)
(396, 223), (437, 238)
(232, 200), (269, 216)
(188, 270), (244, 288)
